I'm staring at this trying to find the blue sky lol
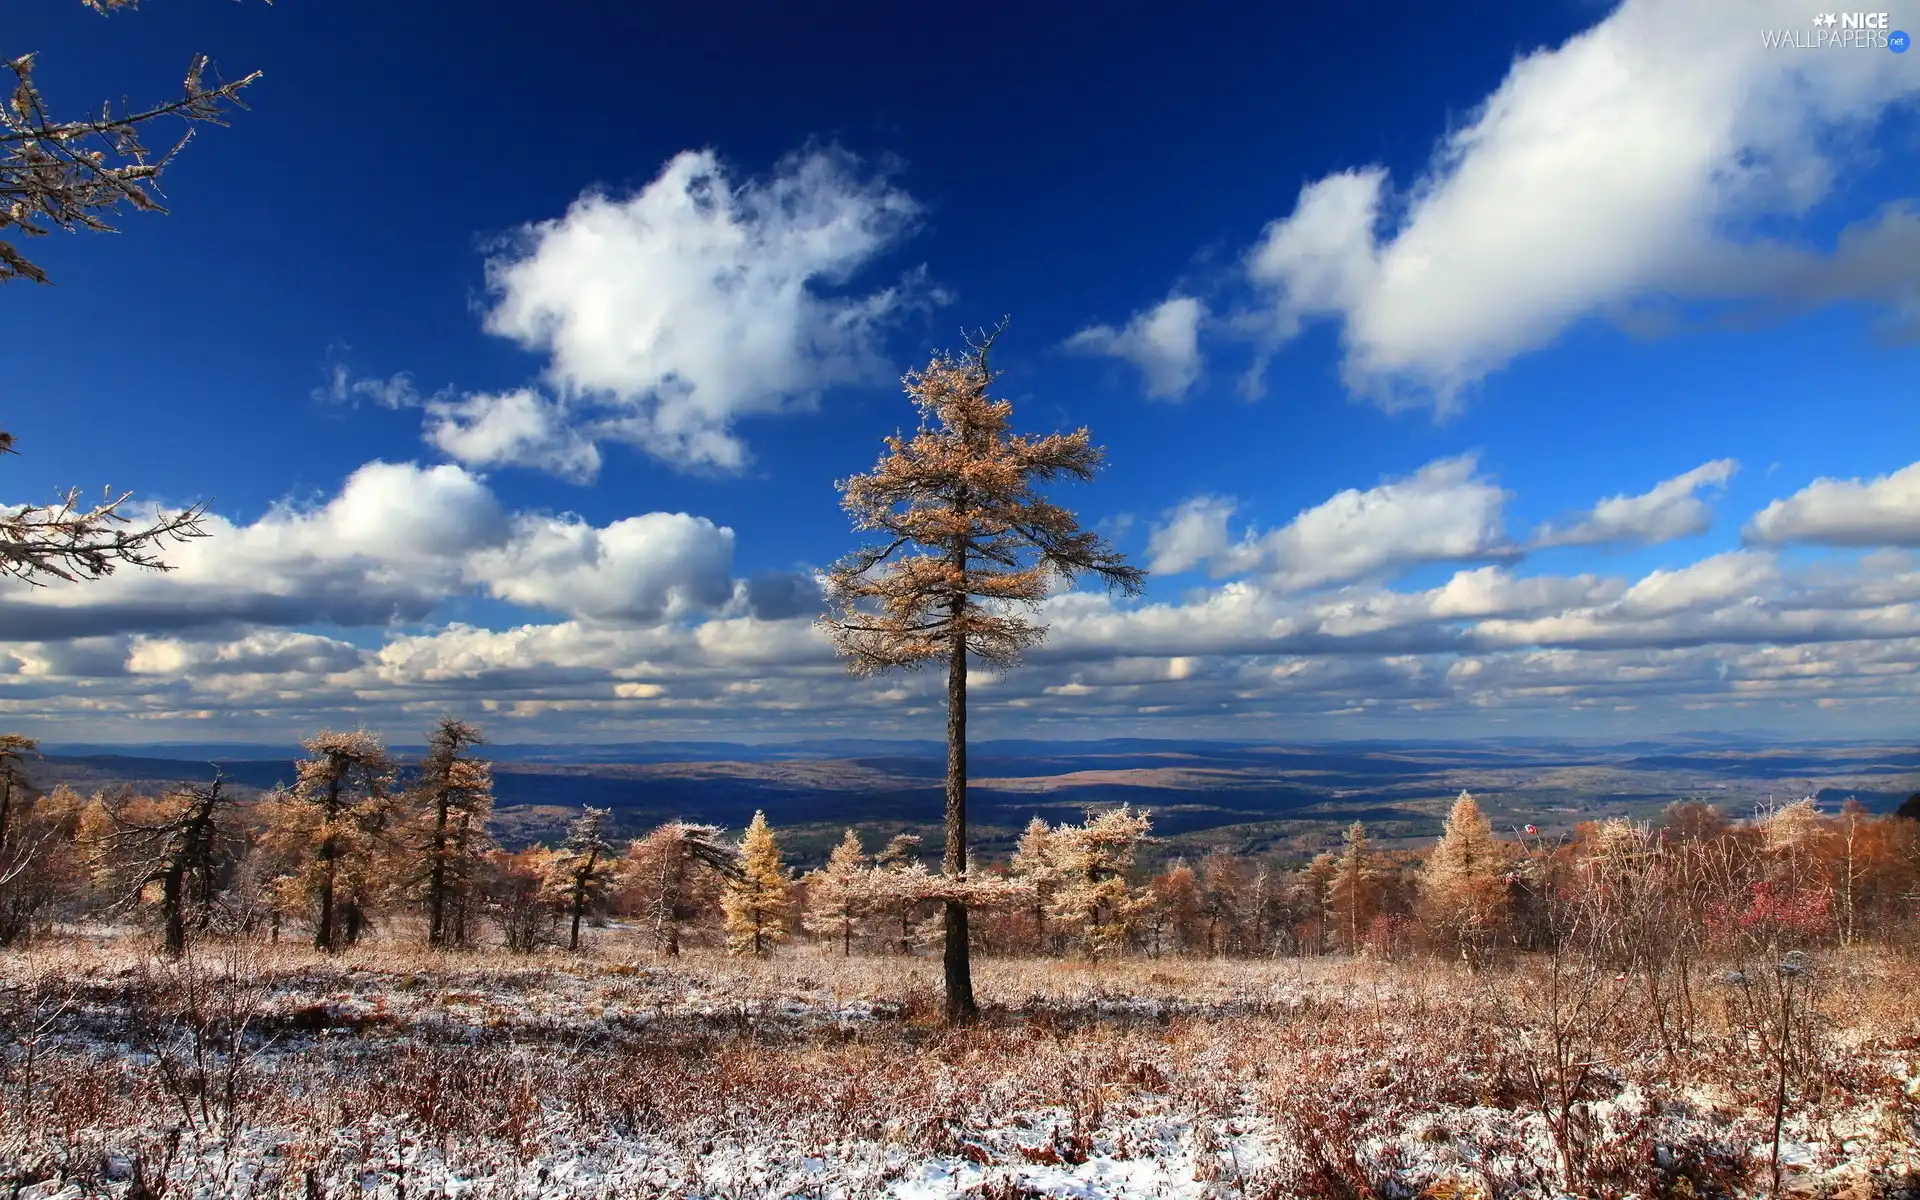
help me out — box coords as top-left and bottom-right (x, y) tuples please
(4, 0), (1919, 742)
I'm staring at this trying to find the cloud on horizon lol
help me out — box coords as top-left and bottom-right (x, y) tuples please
(9, 453), (1920, 740)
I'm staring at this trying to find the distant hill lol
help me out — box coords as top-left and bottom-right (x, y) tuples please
(24, 737), (1917, 867)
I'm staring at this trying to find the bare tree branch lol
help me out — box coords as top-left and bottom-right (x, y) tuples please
(4, 5), (264, 286)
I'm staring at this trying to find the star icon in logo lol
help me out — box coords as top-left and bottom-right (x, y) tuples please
(1812, 12), (1837, 26)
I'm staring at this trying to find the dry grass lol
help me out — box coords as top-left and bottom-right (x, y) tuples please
(3, 933), (1918, 1198)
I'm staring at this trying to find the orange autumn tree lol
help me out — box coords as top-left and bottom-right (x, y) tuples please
(821, 322), (1144, 1023)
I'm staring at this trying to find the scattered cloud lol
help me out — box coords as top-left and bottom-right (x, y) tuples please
(1533, 459), (1737, 547)
(422, 389), (603, 484)
(0, 461), (741, 639)
(1149, 455), (1514, 590)
(1064, 296), (1207, 400)
(313, 366), (441, 410)
(1146, 496), (1235, 574)
(469, 512), (737, 624)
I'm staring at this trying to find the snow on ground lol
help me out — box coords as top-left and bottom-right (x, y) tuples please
(3, 941), (1919, 1197)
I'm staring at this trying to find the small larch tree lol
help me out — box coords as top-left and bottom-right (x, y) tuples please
(404, 718), (493, 949)
(622, 821), (739, 955)
(551, 807), (617, 952)
(1421, 790), (1509, 965)
(262, 731), (394, 952)
(1046, 805), (1153, 961)
(1331, 821), (1382, 955)
(821, 323), (1144, 1022)
(98, 772), (243, 956)
(804, 828), (870, 955)
(723, 810), (790, 957)
(1010, 815), (1063, 955)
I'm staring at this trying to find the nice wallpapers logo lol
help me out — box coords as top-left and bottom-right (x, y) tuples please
(1762, 12), (1910, 49)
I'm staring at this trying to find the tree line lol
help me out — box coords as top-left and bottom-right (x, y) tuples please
(2, 728), (1913, 969)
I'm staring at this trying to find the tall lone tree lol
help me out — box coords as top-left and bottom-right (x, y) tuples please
(822, 323), (1144, 1022)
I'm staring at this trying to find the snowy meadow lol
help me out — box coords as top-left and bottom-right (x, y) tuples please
(4, 935), (1918, 1199)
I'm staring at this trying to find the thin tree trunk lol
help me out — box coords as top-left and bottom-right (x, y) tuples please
(315, 779), (341, 952)
(161, 863), (186, 957)
(427, 795), (449, 947)
(569, 847), (596, 952)
(943, 598), (977, 1024)
(0, 774), (13, 857)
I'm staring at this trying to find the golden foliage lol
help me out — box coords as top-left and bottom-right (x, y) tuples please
(820, 325), (1144, 675)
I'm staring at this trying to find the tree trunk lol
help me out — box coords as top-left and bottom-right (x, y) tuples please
(943, 605), (977, 1024)
(451, 812), (474, 948)
(161, 863), (186, 958)
(571, 848), (597, 952)
(315, 778), (342, 952)
(315, 842), (336, 952)
(0, 774), (13, 857)
(427, 794), (450, 948)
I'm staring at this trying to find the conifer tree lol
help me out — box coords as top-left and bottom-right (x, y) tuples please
(1330, 821), (1381, 955)
(404, 718), (493, 948)
(804, 828), (870, 955)
(1145, 860), (1203, 956)
(723, 810), (791, 957)
(872, 833), (930, 955)
(1046, 806), (1153, 961)
(623, 821), (738, 955)
(489, 847), (560, 953)
(821, 324), (1145, 1022)
(1199, 847), (1252, 956)
(97, 772), (244, 956)
(1295, 851), (1339, 955)
(0, 734), (37, 860)
(261, 731), (394, 952)
(1010, 816), (1064, 954)
(551, 807), (617, 952)
(1420, 790), (1508, 965)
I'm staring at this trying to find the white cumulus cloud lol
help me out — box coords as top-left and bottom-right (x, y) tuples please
(1150, 455), (1514, 590)
(423, 389), (603, 483)
(1745, 460), (1920, 546)
(469, 512), (737, 624)
(482, 147), (925, 471)
(1242, 0), (1920, 404)
(1064, 296), (1207, 400)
